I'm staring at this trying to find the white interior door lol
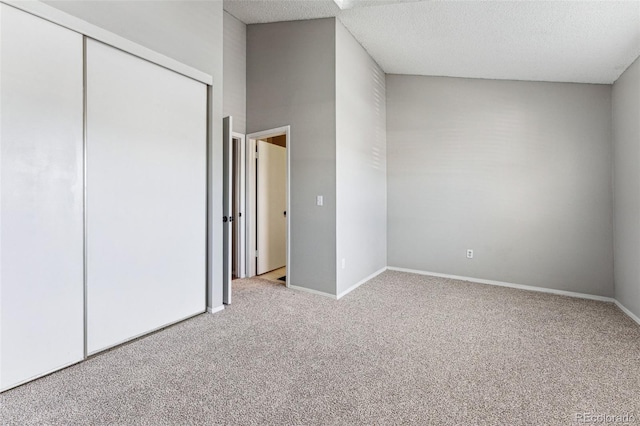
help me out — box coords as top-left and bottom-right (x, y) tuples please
(0, 5), (84, 391)
(257, 141), (287, 275)
(222, 117), (233, 304)
(86, 39), (207, 354)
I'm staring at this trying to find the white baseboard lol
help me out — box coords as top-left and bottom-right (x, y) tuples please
(207, 305), (225, 314)
(289, 285), (337, 300)
(614, 300), (640, 326)
(337, 267), (388, 300)
(387, 266), (615, 303)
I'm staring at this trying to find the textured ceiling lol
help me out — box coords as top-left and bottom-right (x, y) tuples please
(224, 0), (340, 24)
(224, 0), (640, 84)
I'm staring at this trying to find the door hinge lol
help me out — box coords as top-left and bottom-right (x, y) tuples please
(255, 250), (258, 258)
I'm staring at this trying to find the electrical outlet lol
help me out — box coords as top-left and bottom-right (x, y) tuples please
(316, 195), (324, 206)
(466, 249), (474, 259)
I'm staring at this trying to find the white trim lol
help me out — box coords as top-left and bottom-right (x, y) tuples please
(336, 267), (387, 300)
(207, 305), (225, 314)
(387, 267), (615, 303)
(206, 84), (216, 311)
(246, 126), (291, 288)
(289, 285), (337, 300)
(614, 300), (640, 326)
(232, 132), (246, 279)
(246, 127), (289, 141)
(0, 359), (83, 393)
(246, 136), (257, 278)
(1, 1), (212, 86)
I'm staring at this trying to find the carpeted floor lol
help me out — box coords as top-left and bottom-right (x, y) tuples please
(1, 270), (639, 425)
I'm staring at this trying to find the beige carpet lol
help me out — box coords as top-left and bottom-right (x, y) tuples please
(1, 271), (639, 425)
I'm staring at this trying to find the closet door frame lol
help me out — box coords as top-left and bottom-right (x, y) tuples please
(1, 1), (212, 86)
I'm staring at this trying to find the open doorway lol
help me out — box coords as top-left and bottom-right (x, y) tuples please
(222, 117), (247, 304)
(256, 135), (286, 282)
(223, 121), (291, 303)
(246, 126), (291, 287)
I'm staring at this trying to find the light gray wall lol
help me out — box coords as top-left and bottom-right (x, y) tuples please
(335, 20), (387, 295)
(387, 75), (614, 297)
(613, 56), (640, 318)
(247, 18), (337, 295)
(223, 11), (246, 134)
(44, 0), (226, 310)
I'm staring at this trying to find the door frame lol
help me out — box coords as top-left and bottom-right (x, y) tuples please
(246, 126), (291, 287)
(232, 132), (246, 279)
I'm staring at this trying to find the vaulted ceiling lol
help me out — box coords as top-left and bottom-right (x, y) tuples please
(224, 0), (640, 84)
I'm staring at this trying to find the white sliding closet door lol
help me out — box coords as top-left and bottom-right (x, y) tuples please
(86, 40), (207, 354)
(0, 5), (84, 391)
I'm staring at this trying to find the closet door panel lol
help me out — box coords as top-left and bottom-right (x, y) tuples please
(0, 5), (84, 390)
(86, 40), (206, 354)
